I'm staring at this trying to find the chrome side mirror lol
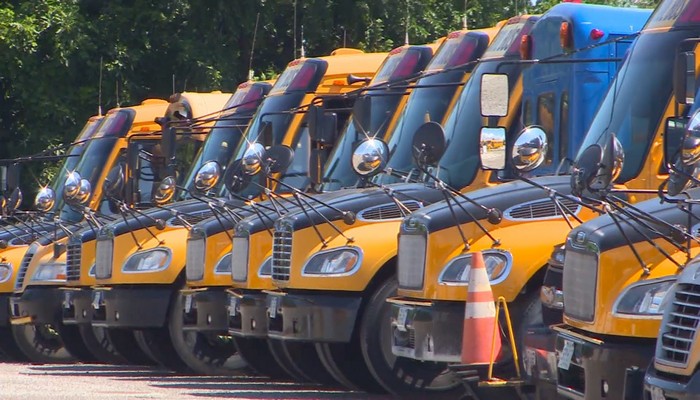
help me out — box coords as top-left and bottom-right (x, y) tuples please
(6, 187), (22, 213)
(103, 164), (125, 199)
(34, 187), (56, 213)
(242, 143), (266, 176)
(75, 179), (92, 205)
(512, 126), (548, 172)
(351, 138), (389, 177)
(63, 171), (82, 201)
(479, 127), (507, 170)
(153, 176), (176, 205)
(412, 122), (446, 167)
(194, 161), (221, 192)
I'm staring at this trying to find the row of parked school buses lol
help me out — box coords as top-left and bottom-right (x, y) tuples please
(2, 0), (700, 398)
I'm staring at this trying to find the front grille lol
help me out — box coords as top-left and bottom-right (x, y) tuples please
(186, 236), (206, 281)
(505, 197), (580, 221)
(14, 244), (38, 291)
(562, 247), (597, 322)
(231, 236), (249, 282)
(66, 237), (82, 281)
(358, 201), (422, 221)
(657, 283), (700, 366)
(170, 210), (214, 227)
(95, 238), (114, 279)
(397, 234), (427, 290)
(272, 228), (292, 282)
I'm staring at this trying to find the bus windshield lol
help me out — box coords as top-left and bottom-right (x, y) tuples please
(576, 28), (700, 182)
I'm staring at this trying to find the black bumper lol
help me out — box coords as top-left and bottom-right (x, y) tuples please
(91, 286), (172, 328)
(389, 300), (463, 363)
(181, 288), (228, 332)
(61, 288), (93, 325)
(555, 328), (654, 400)
(228, 291), (269, 338)
(10, 287), (63, 325)
(522, 325), (559, 397)
(644, 364), (700, 400)
(0, 293), (10, 327)
(266, 292), (362, 343)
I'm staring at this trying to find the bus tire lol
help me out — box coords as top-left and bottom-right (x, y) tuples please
(232, 337), (288, 378)
(315, 341), (385, 393)
(359, 277), (464, 399)
(133, 328), (193, 373)
(0, 326), (30, 361)
(11, 324), (75, 364)
(104, 327), (157, 366)
(267, 339), (337, 385)
(76, 325), (130, 364)
(168, 292), (247, 375)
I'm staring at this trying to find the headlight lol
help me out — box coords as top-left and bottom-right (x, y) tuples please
(259, 256), (272, 277)
(215, 253), (232, 275)
(122, 248), (172, 273)
(549, 244), (565, 267)
(302, 247), (362, 276)
(231, 236), (249, 282)
(0, 263), (12, 283)
(438, 250), (512, 285)
(613, 278), (676, 317)
(31, 262), (66, 282)
(540, 286), (564, 309)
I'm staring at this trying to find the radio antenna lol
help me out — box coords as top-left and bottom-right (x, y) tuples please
(98, 57), (103, 116)
(293, 0), (298, 59)
(249, 12), (260, 81)
(463, 0), (468, 30)
(404, 0), (410, 45)
(300, 24), (306, 58)
(172, 74), (175, 94)
(115, 79), (120, 108)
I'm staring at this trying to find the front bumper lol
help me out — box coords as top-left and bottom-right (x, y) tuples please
(181, 288), (227, 332)
(555, 327), (654, 400)
(10, 287), (62, 325)
(228, 291), (269, 338)
(389, 299), (463, 363)
(266, 291), (362, 343)
(522, 324), (558, 396)
(0, 293), (10, 327)
(61, 287), (93, 324)
(644, 363), (700, 400)
(91, 286), (172, 328)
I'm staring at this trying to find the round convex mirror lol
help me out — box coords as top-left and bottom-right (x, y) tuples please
(351, 138), (389, 177)
(75, 179), (92, 205)
(34, 187), (56, 213)
(103, 164), (125, 198)
(683, 109), (700, 166)
(571, 144), (603, 196)
(412, 122), (446, 167)
(242, 143), (266, 176)
(511, 126), (548, 172)
(63, 171), (82, 201)
(194, 161), (221, 192)
(153, 176), (177, 205)
(224, 160), (252, 194)
(263, 145), (295, 174)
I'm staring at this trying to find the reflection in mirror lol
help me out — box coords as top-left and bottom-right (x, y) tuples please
(412, 122), (446, 166)
(511, 126), (547, 172)
(194, 161), (221, 192)
(75, 179), (92, 205)
(63, 171), (82, 200)
(480, 74), (509, 117)
(570, 144), (603, 197)
(683, 110), (700, 166)
(153, 176), (176, 205)
(351, 138), (389, 177)
(264, 145), (295, 174)
(479, 127), (506, 170)
(242, 143), (266, 176)
(606, 134), (625, 183)
(667, 158), (694, 196)
(34, 187), (56, 213)
(103, 164), (125, 198)
(664, 117), (687, 167)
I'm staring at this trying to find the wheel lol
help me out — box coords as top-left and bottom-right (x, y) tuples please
(0, 326), (29, 361)
(315, 342), (385, 393)
(11, 323), (75, 363)
(267, 339), (337, 385)
(232, 337), (288, 379)
(106, 328), (157, 366)
(359, 277), (464, 399)
(168, 292), (247, 375)
(58, 324), (99, 362)
(133, 328), (193, 373)
(76, 325), (130, 364)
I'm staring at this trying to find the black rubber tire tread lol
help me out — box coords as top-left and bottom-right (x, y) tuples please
(10, 324), (75, 364)
(232, 337), (288, 379)
(0, 326), (30, 361)
(106, 328), (158, 366)
(133, 328), (194, 373)
(266, 339), (339, 384)
(75, 324), (127, 364)
(316, 341), (385, 393)
(58, 324), (99, 362)
(359, 277), (464, 399)
(168, 291), (247, 375)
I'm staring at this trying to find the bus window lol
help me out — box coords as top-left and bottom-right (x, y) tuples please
(536, 92), (555, 165)
(559, 92), (569, 163)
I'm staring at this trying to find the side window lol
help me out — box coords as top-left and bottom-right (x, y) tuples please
(536, 92), (555, 166)
(280, 126), (311, 190)
(134, 141), (165, 207)
(559, 92), (569, 162)
(173, 135), (202, 183)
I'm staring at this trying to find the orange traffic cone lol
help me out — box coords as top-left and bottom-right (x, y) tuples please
(461, 251), (501, 365)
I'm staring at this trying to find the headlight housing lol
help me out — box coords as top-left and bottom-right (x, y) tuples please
(613, 278), (676, 317)
(302, 247), (362, 276)
(0, 263), (12, 283)
(215, 253), (232, 275)
(31, 262), (67, 282)
(438, 250), (512, 285)
(122, 248), (172, 273)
